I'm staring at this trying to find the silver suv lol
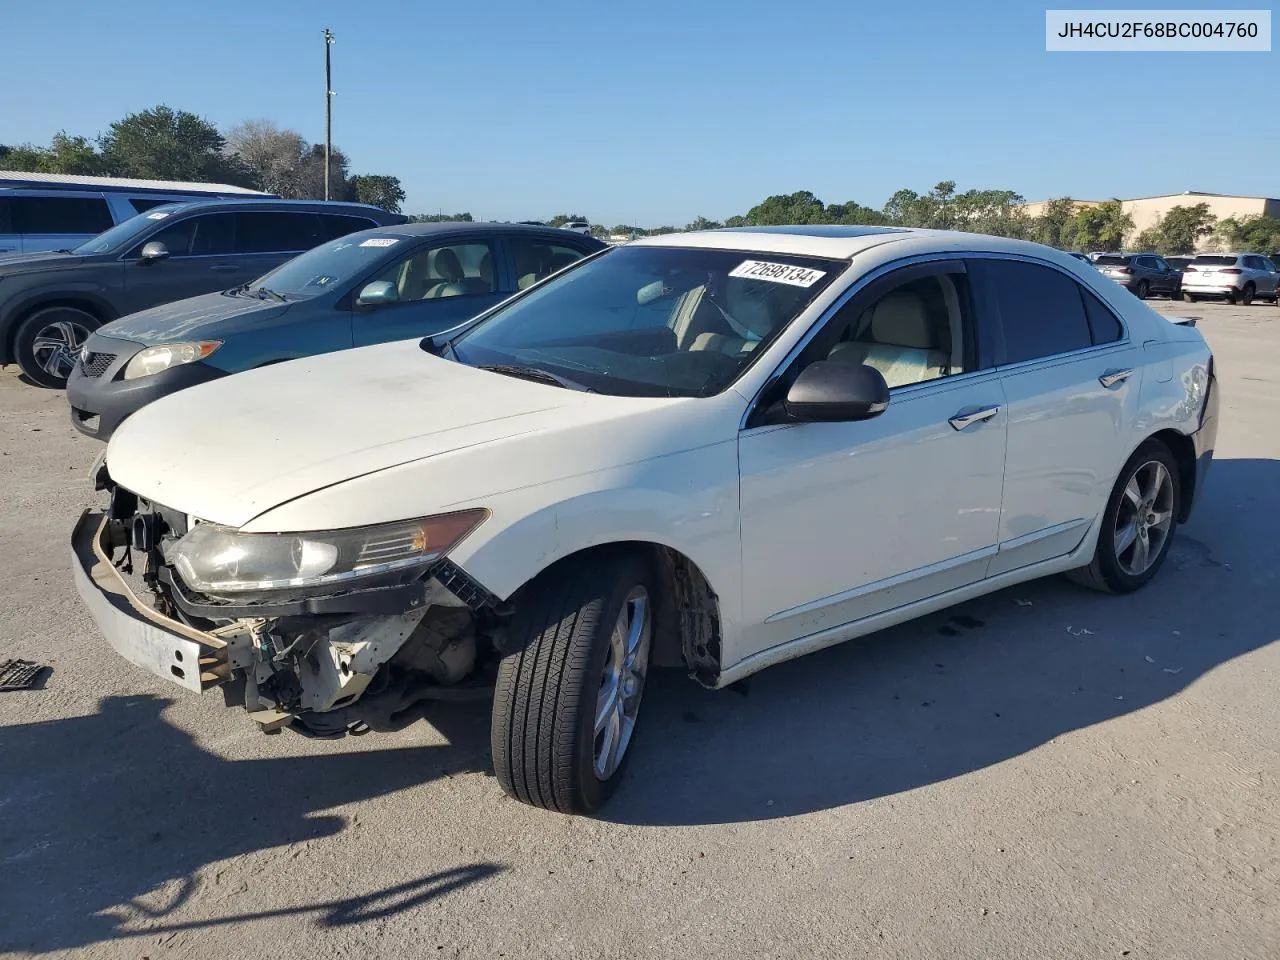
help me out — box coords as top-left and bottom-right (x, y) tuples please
(1181, 252), (1279, 304)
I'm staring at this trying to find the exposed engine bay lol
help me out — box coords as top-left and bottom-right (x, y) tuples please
(96, 475), (508, 738)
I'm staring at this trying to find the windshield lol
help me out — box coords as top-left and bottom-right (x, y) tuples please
(71, 207), (181, 255)
(451, 245), (841, 398)
(247, 233), (407, 298)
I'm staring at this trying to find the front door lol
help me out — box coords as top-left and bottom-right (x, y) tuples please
(737, 260), (1006, 659)
(120, 212), (240, 314)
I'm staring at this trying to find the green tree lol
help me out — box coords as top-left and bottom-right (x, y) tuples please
(825, 201), (887, 225)
(0, 132), (105, 175)
(99, 105), (254, 185)
(1147, 204), (1215, 254)
(547, 213), (588, 227)
(1132, 227), (1163, 252)
(407, 212), (473, 223)
(742, 190), (828, 225)
(683, 215), (723, 231)
(1029, 198), (1080, 248)
(1070, 200), (1132, 252)
(348, 174), (405, 213)
(1214, 215), (1280, 255)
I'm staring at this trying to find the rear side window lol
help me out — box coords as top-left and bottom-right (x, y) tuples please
(0, 198), (11, 234)
(983, 259), (1093, 364)
(234, 212), (322, 254)
(317, 214), (376, 242)
(10, 196), (113, 235)
(1081, 289), (1124, 344)
(509, 238), (590, 289)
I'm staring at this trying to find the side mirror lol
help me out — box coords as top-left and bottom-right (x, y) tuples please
(356, 280), (400, 306)
(782, 360), (889, 423)
(139, 241), (170, 263)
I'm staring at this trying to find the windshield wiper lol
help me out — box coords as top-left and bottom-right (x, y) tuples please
(479, 364), (592, 392)
(253, 287), (288, 303)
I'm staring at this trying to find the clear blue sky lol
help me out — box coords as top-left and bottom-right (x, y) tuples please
(2, 0), (1276, 225)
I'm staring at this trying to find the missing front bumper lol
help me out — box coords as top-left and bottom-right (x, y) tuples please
(71, 510), (229, 693)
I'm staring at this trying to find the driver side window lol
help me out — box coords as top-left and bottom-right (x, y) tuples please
(821, 271), (972, 389)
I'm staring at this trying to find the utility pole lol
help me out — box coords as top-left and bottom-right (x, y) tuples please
(323, 28), (335, 201)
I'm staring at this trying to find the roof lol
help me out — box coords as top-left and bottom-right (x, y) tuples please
(1124, 190), (1280, 203)
(148, 198), (403, 219)
(374, 221), (604, 240)
(631, 225), (1088, 264)
(0, 170), (272, 195)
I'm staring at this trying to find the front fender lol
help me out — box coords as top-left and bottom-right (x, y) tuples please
(0, 273), (123, 361)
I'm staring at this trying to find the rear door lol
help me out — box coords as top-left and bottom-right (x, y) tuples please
(12, 193), (114, 252)
(971, 257), (1140, 575)
(351, 236), (505, 346)
(229, 211), (328, 287)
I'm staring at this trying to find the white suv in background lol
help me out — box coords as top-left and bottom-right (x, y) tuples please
(1181, 253), (1279, 304)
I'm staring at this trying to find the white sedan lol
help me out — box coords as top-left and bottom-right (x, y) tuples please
(73, 225), (1218, 814)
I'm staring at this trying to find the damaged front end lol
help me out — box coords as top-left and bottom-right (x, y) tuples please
(72, 471), (507, 736)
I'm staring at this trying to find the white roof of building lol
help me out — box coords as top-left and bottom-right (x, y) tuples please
(0, 170), (271, 195)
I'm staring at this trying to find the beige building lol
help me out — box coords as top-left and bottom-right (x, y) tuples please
(1018, 191), (1280, 251)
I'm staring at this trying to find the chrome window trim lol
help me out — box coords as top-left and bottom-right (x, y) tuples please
(739, 248), (1134, 431)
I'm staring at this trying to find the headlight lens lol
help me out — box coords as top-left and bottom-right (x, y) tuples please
(167, 510), (488, 595)
(122, 341), (221, 380)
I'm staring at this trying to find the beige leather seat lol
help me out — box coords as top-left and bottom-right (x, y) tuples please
(827, 289), (948, 387)
(424, 248), (469, 299)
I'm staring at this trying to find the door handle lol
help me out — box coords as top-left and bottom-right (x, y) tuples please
(209, 264), (239, 273)
(948, 405), (1000, 431)
(1099, 368), (1133, 388)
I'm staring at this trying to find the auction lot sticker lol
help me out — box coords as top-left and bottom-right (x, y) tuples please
(729, 260), (826, 287)
(359, 238), (399, 248)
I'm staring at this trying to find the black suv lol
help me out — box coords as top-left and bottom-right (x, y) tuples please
(1093, 253), (1183, 300)
(0, 199), (406, 387)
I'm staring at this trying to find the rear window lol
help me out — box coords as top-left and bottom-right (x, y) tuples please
(1095, 255), (1129, 266)
(10, 196), (113, 235)
(1192, 256), (1238, 266)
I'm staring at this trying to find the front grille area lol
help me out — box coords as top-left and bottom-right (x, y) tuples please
(80, 352), (116, 378)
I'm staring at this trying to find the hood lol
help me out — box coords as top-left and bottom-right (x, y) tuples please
(0, 250), (98, 275)
(106, 339), (690, 527)
(96, 291), (291, 345)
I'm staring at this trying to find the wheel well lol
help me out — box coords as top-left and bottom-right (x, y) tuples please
(8, 298), (111, 357)
(515, 541), (723, 687)
(1149, 428), (1197, 522)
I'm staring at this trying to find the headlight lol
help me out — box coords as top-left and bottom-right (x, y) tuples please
(122, 341), (221, 380)
(167, 510), (488, 595)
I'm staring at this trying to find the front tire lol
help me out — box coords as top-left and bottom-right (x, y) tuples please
(491, 552), (655, 814)
(1068, 439), (1181, 594)
(15, 305), (100, 388)
(1183, 292), (1199, 303)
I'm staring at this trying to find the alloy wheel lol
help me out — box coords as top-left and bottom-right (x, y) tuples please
(30, 318), (91, 379)
(593, 585), (651, 779)
(1114, 460), (1175, 576)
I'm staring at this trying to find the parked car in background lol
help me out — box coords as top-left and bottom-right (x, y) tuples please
(561, 220), (592, 235)
(1181, 253), (1279, 304)
(76, 226), (1217, 814)
(66, 222), (605, 439)
(0, 171), (274, 254)
(1165, 256), (1195, 274)
(0, 199), (404, 387)
(1094, 253), (1182, 299)
(1066, 252), (1094, 264)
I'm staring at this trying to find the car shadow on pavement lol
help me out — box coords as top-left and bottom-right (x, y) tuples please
(605, 456), (1279, 827)
(0, 694), (501, 955)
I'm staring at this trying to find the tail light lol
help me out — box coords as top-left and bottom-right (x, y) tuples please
(1117, 267), (1132, 274)
(1221, 268), (1242, 275)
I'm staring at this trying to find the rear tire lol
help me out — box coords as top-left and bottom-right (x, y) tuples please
(1067, 439), (1181, 594)
(15, 305), (101, 388)
(1240, 283), (1255, 306)
(1182, 292), (1198, 303)
(491, 552), (655, 814)
(1134, 280), (1149, 300)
